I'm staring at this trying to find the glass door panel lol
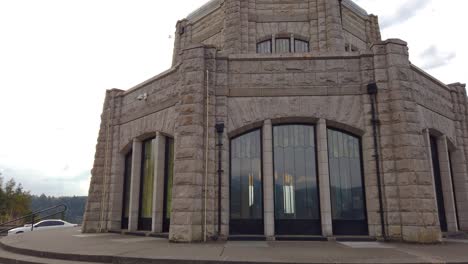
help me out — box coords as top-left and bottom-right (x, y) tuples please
(121, 151), (132, 229)
(230, 129), (263, 235)
(273, 125), (321, 235)
(138, 138), (154, 231)
(328, 129), (368, 235)
(163, 138), (174, 233)
(430, 136), (448, 232)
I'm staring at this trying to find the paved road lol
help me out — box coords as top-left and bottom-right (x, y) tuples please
(2, 227), (468, 263)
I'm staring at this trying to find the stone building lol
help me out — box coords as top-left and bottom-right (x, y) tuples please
(82, 0), (468, 243)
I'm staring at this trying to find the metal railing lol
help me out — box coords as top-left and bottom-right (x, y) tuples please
(0, 204), (67, 235)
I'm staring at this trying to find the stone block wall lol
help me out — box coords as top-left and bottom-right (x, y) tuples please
(83, 89), (123, 233)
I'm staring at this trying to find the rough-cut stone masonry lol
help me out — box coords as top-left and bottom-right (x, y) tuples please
(83, 0), (468, 243)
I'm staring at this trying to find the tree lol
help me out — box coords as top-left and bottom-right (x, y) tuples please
(0, 175), (31, 223)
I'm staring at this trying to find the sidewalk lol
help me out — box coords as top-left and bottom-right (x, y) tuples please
(2, 227), (468, 263)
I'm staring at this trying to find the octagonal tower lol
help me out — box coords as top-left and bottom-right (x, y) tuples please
(83, 0), (468, 243)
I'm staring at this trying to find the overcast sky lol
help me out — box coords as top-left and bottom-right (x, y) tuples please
(0, 0), (466, 197)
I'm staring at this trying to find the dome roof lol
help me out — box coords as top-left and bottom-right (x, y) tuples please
(342, 0), (368, 17)
(186, 0), (368, 22)
(187, 0), (223, 22)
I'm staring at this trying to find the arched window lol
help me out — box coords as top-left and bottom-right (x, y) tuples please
(256, 34), (310, 54)
(121, 150), (132, 229)
(327, 129), (367, 235)
(295, 39), (310, 53)
(230, 129), (263, 235)
(257, 39), (272, 54)
(273, 124), (321, 235)
(275, 38), (291, 53)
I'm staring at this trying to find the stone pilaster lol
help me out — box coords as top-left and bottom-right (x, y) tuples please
(224, 0), (242, 54)
(325, 0), (344, 52)
(82, 89), (122, 233)
(448, 83), (468, 230)
(170, 45), (211, 242)
(172, 19), (189, 66)
(372, 39), (441, 243)
(128, 139), (143, 232)
(263, 120), (275, 239)
(317, 119), (332, 236)
(215, 58), (230, 238)
(316, 0), (327, 51)
(152, 133), (166, 233)
(366, 15), (382, 44)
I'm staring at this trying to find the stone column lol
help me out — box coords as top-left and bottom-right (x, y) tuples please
(317, 119), (333, 237)
(152, 133), (166, 233)
(224, 0), (242, 54)
(437, 136), (459, 232)
(325, 0), (344, 52)
(128, 139), (142, 231)
(170, 45), (212, 242)
(449, 83), (468, 231)
(82, 89), (122, 233)
(372, 40), (440, 243)
(263, 120), (275, 239)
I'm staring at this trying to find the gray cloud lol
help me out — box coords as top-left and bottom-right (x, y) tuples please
(419, 45), (456, 70)
(381, 0), (432, 28)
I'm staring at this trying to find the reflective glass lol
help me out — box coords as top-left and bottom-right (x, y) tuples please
(257, 40), (272, 54)
(230, 130), (263, 220)
(165, 138), (174, 220)
(275, 38), (290, 53)
(327, 129), (365, 220)
(140, 139), (154, 219)
(295, 40), (309, 53)
(273, 125), (319, 220)
(123, 151), (132, 219)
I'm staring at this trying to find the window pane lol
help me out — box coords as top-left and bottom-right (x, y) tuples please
(165, 138), (174, 220)
(295, 40), (309, 53)
(274, 125), (319, 220)
(327, 129), (365, 221)
(123, 151), (132, 218)
(257, 40), (272, 54)
(275, 38), (290, 53)
(230, 130), (263, 220)
(140, 139), (154, 219)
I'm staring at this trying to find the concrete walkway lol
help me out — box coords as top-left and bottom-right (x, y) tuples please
(2, 227), (468, 264)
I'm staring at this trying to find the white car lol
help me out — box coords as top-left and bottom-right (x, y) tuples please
(7, 219), (77, 235)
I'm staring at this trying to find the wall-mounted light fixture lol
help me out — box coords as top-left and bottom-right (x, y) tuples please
(137, 93), (148, 101)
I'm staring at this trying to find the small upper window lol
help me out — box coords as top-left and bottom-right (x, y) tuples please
(275, 38), (290, 53)
(295, 39), (309, 53)
(256, 34), (309, 54)
(257, 40), (272, 54)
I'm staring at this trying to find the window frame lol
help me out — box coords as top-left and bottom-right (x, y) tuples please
(271, 123), (322, 235)
(138, 137), (156, 231)
(229, 128), (265, 235)
(327, 127), (368, 236)
(256, 34), (310, 54)
(121, 150), (133, 230)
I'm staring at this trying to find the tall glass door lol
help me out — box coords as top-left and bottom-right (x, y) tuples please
(121, 151), (132, 229)
(328, 129), (368, 235)
(430, 136), (448, 232)
(163, 138), (174, 233)
(273, 125), (321, 235)
(230, 130), (263, 235)
(138, 138), (154, 231)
